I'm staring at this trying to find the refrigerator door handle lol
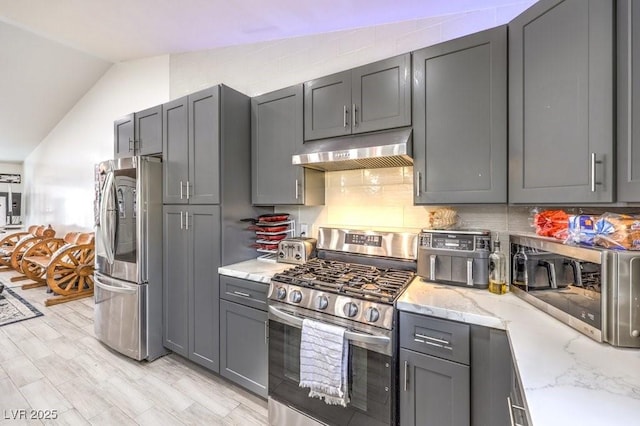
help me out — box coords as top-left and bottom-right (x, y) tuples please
(94, 276), (138, 294)
(99, 170), (116, 264)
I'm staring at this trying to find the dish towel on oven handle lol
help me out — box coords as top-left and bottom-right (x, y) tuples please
(299, 318), (349, 407)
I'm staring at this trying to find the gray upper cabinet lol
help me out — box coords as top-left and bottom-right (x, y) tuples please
(114, 114), (134, 158)
(617, 0), (640, 202)
(509, 0), (614, 203)
(304, 54), (411, 141)
(115, 106), (162, 158)
(162, 87), (221, 205)
(251, 85), (324, 206)
(413, 26), (507, 204)
(163, 96), (189, 204)
(135, 105), (162, 156)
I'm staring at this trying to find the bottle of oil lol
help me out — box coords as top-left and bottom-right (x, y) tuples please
(488, 239), (507, 295)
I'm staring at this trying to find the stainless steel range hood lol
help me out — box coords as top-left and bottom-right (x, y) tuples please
(291, 127), (413, 171)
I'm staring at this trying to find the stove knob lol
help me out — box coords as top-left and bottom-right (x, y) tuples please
(365, 307), (380, 323)
(290, 290), (303, 304)
(276, 287), (287, 300)
(343, 302), (359, 318)
(316, 295), (329, 310)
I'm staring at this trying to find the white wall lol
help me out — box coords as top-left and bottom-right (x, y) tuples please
(23, 55), (170, 234)
(22, 3), (537, 234)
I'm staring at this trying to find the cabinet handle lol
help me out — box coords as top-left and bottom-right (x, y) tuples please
(414, 333), (452, 351)
(185, 212), (189, 230)
(180, 181), (184, 200)
(415, 172), (421, 197)
(590, 152), (602, 192)
(180, 211), (184, 230)
(295, 179), (299, 200)
(129, 138), (134, 152)
(352, 104), (358, 127)
(186, 180), (190, 199)
(403, 360), (409, 391)
(343, 105), (348, 128)
(232, 291), (251, 298)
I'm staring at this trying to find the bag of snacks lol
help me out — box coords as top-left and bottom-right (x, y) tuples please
(534, 210), (569, 240)
(594, 213), (640, 250)
(566, 214), (598, 245)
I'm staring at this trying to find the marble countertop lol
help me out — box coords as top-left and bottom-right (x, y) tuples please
(398, 279), (640, 426)
(218, 258), (292, 283)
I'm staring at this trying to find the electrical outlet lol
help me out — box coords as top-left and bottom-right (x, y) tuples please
(300, 223), (309, 237)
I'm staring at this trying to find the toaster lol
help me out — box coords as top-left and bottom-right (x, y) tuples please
(277, 237), (317, 264)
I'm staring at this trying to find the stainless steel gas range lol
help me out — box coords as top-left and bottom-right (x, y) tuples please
(267, 227), (417, 426)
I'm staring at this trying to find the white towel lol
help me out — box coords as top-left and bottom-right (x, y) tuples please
(299, 318), (349, 407)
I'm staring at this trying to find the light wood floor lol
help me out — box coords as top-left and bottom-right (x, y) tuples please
(0, 272), (268, 425)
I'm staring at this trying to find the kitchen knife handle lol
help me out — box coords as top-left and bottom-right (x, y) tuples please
(352, 104), (358, 127)
(403, 360), (409, 391)
(180, 181), (184, 200)
(343, 105), (348, 128)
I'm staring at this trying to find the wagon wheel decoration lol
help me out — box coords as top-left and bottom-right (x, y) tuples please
(46, 244), (95, 299)
(21, 239), (66, 283)
(10, 237), (44, 271)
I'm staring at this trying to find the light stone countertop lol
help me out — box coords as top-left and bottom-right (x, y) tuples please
(397, 279), (640, 426)
(218, 258), (293, 284)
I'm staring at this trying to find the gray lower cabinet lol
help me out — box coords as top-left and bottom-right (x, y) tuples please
(412, 26), (507, 204)
(163, 204), (221, 372)
(509, 0), (614, 203)
(219, 300), (268, 397)
(399, 312), (511, 426)
(251, 85), (324, 206)
(399, 348), (469, 426)
(617, 0), (640, 202)
(304, 54), (411, 141)
(219, 275), (269, 397)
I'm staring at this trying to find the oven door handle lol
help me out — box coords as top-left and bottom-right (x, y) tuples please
(268, 305), (391, 346)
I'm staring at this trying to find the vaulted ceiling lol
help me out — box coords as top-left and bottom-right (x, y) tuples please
(0, 0), (534, 163)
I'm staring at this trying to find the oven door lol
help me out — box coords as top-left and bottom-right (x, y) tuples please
(268, 303), (394, 426)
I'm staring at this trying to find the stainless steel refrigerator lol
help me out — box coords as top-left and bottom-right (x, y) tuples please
(94, 156), (166, 361)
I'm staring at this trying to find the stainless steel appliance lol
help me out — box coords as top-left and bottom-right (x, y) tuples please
(268, 227), (418, 426)
(510, 234), (640, 348)
(94, 156), (166, 361)
(277, 237), (317, 265)
(417, 229), (491, 288)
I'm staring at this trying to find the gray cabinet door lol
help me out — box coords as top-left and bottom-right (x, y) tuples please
(135, 105), (162, 156)
(352, 54), (411, 134)
(219, 300), (268, 397)
(304, 70), (352, 141)
(400, 348), (470, 426)
(188, 87), (220, 204)
(114, 114), (134, 159)
(509, 0), (614, 203)
(413, 26), (507, 204)
(163, 96), (189, 204)
(162, 205), (189, 357)
(188, 205), (221, 372)
(617, 0), (640, 202)
(252, 85), (306, 205)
